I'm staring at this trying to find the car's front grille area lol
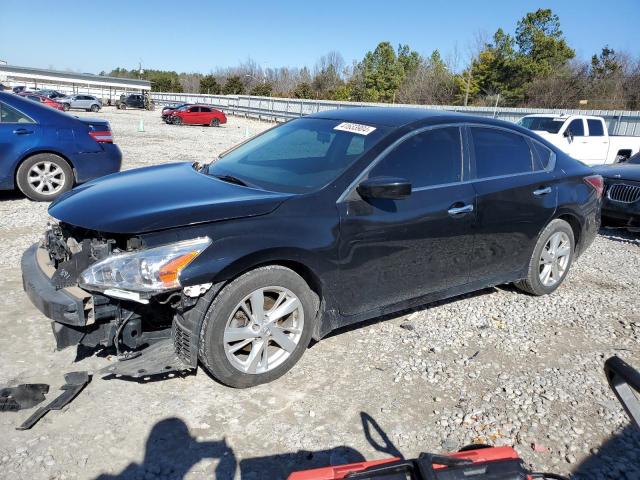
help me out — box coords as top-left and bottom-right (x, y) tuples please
(607, 183), (640, 203)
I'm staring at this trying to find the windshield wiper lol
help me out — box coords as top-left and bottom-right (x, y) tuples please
(213, 174), (250, 187)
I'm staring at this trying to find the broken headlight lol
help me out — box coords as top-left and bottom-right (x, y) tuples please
(79, 237), (211, 293)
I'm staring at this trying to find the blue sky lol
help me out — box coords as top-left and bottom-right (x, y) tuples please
(1, 0), (638, 73)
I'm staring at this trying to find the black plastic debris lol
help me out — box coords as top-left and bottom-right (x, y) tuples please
(0, 384), (49, 411)
(17, 371), (90, 430)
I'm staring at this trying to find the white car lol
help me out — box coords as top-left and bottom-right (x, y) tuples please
(518, 114), (640, 165)
(59, 94), (102, 112)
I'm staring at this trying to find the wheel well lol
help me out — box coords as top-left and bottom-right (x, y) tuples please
(15, 151), (76, 186)
(556, 214), (581, 249)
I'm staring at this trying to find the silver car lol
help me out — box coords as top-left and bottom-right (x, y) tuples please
(60, 95), (101, 112)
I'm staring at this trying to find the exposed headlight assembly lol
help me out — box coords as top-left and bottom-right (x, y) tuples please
(79, 237), (211, 295)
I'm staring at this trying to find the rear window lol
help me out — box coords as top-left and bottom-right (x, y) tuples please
(587, 119), (605, 136)
(531, 141), (553, 170)
(471, 127), (534, 178)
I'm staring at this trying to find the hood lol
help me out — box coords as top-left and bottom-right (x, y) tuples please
(49, 162), (293, 234)
(592, 163), (640, 181)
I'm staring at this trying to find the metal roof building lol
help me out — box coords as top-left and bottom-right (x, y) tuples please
(0, 64), (151, 103)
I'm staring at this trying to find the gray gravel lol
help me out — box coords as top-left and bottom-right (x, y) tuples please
(0, 108), (638, 479)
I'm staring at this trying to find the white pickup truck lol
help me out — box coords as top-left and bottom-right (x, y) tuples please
(517, 114), (640, 165)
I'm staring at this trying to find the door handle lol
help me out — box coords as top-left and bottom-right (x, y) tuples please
(448, 204), (474, 216)
(13, 128), (34, 135)
(533, 186), (552, 196)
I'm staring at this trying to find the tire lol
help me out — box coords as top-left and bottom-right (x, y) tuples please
(118, 103), (126, 110)
(209, 118), (220, 127)
(16, 153), (74, 201)
(515, 219), (575, 296)
(172, 117), (182, 126)
(90, 104), (100, 112)
(62, 103), (70, 111)
(199, 265), (318, 388)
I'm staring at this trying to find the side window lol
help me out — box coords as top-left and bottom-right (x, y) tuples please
(200, 107), (211, 113)
(0, 102), (34, 124)
(471, 127), (534, 178)
(189, 107), (198, 112)
(587, 119), (605, 136)
(531, 141), (553, 170)
(370, 127), (462, 188)
(567, 119), (584, 137)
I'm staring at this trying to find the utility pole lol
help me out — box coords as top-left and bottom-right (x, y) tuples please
(464, 69), (472, 107)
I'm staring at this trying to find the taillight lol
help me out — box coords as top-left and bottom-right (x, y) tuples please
(88, 126), (113, 143)
(584, 174), (604, 198)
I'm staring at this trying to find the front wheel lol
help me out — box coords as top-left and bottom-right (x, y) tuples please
(199, 266), (317, 388)
(515, 219), (574, 296)
(172, 116), (182, 125)
(62, 103), (70, 111)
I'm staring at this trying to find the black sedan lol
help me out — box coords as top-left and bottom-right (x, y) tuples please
(21, 108), (602, 388)
(594, 153), (640, 230)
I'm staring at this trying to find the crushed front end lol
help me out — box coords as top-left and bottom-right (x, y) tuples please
(21, 223), (208, 378)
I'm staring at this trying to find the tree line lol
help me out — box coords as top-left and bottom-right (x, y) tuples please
(103, 9), (640, 110)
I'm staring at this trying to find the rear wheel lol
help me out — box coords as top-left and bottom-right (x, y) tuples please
(118, 103), (127, 110)
(16, 153), (73, 201)
(90, 104), (100, 112)
(199, 266), (317, 388)
(209, 118), (221, 127)
(515, 219), (574, 296)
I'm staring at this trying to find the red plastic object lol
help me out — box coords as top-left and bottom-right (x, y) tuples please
(288, 446), (521, 480)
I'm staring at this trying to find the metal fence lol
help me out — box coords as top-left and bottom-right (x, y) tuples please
(150, 93), (640, 136)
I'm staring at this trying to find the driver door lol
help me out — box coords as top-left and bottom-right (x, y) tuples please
(336, 126), (477, 316)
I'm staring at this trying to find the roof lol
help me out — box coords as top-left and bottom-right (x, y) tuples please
(309, 107), (466, 127)
(0, 64), (151, 89)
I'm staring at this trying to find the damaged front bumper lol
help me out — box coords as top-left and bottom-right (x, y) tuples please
(21, 241), (198, 377)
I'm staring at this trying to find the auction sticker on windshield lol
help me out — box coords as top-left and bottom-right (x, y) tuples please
(334, 122), (377, 135)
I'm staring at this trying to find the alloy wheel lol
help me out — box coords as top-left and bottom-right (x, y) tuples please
(27, 161), (65, 195)
(539, 231), (571, 287)
(223, 286), (304, 374)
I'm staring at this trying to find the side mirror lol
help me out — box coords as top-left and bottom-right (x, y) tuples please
(605, 356), (640, 429)
(357, 177), (412, 200)
(563, 130), (573, 142)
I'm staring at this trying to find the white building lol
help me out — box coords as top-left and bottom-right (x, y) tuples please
(0, 64), (151, 104)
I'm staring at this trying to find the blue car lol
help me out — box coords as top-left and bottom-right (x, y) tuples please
(0, 92), (121, 201)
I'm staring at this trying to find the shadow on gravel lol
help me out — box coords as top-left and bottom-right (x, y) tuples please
(598, 227), (640, 244)
(572, 424), (640, 479)
(92, 412), (401, 480)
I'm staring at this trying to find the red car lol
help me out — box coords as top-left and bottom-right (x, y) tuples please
(18, 92), (65, 111)
(169, 105), (226, 126)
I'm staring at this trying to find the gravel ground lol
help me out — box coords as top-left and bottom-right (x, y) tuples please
(0, 108), (638, 480)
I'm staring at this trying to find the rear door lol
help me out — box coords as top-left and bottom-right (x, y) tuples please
(466, 126), (558, 283)
(200, 106), (212, 124)
(0, 101), (40, 188)
(337, 125), (477, 315)
(585, 118), (609, 164)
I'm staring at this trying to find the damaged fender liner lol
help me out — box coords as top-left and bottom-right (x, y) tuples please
(99, 339), (192, 378)
(21, 244), (89, 326)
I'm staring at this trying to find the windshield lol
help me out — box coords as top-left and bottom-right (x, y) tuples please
(207, 117), (388, 194)
(518, 116), (565, 134)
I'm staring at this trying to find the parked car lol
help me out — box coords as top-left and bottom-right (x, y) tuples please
(593, 152), (640, 229)
(168, 105), (226, 126)
(39, 89), (69, 100)
(0, 92), (121, 201)
(21, 108), (601, 387)
(117, 93), (154, 110)
(58, 94), (102, 112)
(518, 114), (640, 165)
(17, 92), (65, 111)
(161, 103), (190, 121)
